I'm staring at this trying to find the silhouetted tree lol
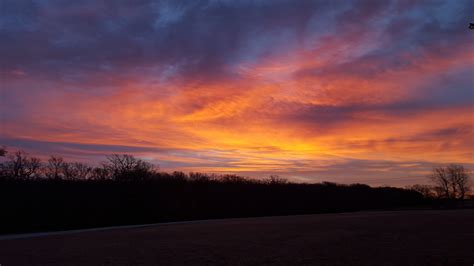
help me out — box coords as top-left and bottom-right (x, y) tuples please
(430, 165), (471, 200)
(220, 174), (248, 184)
(0, 150), (42, 179)
(61, 162), (93, 180)
(171, 171), (187, 182)
(447, 165), (471, 199)
(189, 172), (212, 183)
(91, 166), (111, 180)
(46, 156), (65, 179)
(266, 175), (288, 185)
(104, 154), (155, 182)
(408, 184), (435, 198)
(25, 157), (42, 179)
(73, 162), (93, 180)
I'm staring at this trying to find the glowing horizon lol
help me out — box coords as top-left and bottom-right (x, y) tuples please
(1, 0), (473, 186)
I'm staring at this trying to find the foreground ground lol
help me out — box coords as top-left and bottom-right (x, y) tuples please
(0, 210), (473, 265)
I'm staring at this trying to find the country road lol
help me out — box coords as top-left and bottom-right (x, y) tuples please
(1, 210), (473, 265)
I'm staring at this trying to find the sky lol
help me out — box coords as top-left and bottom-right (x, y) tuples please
(0, 0), (473, 186)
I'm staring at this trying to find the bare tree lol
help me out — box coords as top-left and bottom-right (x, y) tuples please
(447, 164), (470, 200)
(0, 150), (42, 179)
(171, 171), (187, 182)
(266, 175), (288, 185)
(25, 157), (42, 179)
(431, 167), (450, 198)
(48, 159), (93, 180)
(104, 154), (155, 181)
(430, 164), (471, 200)
(189, 172), (212, 183)
(60, 162), (75, 180)
(5, 151), (29, 178)
(220, 174), (248, 184)
(90, 166), (111, 180)
(72, 162), (93, 180)
(46, 156), (64, 179)
(408, 184), (435, 198)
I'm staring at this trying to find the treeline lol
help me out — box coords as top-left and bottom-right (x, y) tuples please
(0, 150), (426, 234)
(0, 150), (156, 181)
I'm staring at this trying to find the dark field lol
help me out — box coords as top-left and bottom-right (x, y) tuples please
(0, 210), (473, 265)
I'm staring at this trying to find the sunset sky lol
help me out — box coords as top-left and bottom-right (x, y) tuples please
(1, 0), (473, 186)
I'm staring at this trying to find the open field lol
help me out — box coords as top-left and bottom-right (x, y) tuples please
(1, 210), (473, 265)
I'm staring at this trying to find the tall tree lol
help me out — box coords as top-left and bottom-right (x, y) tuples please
(430, 165), (471, 199)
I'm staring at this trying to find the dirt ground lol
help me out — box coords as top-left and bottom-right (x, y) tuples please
(0, 210), (473, 265)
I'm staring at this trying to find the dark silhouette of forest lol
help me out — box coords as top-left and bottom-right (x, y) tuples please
(0, 148), (470, 234)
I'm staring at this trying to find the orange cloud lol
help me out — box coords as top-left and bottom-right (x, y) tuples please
(2, 3), (473, 187)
